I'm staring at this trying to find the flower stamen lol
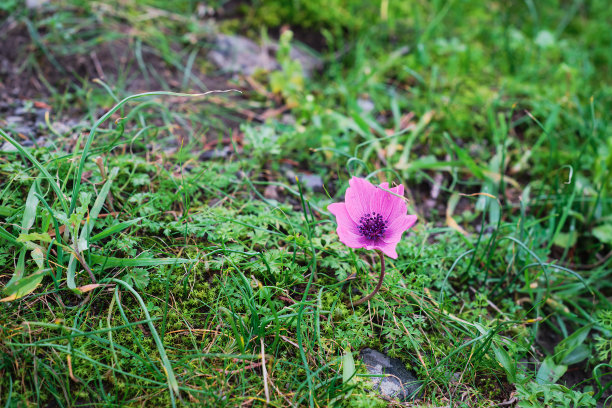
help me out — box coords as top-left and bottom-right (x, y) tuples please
(358, 212), (387, 240)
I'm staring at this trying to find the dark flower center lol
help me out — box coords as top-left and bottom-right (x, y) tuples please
(358, 212), (387, 240)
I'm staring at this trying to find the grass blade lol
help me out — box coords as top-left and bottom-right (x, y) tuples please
(0, 129), (69, 214)
(90, 217), (143, 243)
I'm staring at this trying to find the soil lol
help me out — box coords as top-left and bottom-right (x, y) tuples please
(0, 12), (251, 158)
(0, 8), (323, 160)
(0, 16), (232, 99)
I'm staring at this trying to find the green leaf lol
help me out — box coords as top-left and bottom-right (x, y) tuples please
(554, 325), (591, 365)
(0, 225), (19, 246)
(90, 217), (143, 243)
(5, 248), (26, 288)
(82, 167), (119, 239)
(561, 344), (590, 366)
(536, 356), (567, 385)
(124, 268), (150, 290)
(593, 224), (612, 244)
(342, 351), (356, 384)
(66, 257), (77, 290)
(1, 268), (48, 302)
(21, 184), (39, 232)
(90, 254), (194, 268)
(31, 247), (44, 270)
(0, 205), (15, 217)
(553, 231), (577, 249)
(493, 345), (516, 383)
(451, 143), (486, 179)
(76, 167), (120, 253)
(131, 173), (151, 186)
(17, 232), (52, 244)
(535, 30), (556, 48)
(2, 248), (48, 301)
(548, 183), (577, 252)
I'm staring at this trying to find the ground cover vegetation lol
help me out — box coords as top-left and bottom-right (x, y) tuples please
(1, 0), (611, 406)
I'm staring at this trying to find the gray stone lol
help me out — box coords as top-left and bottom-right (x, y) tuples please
(0, 142), (18, 152)
(359, 348), (421, 400)
(5, 116), (23, 124)
(50, 121), (73, 135)
(199, 146), (231, 161)
(26, 0), (50, 9)
(357, 97), (375, 115)
(209, 34), (321, 78)
(209, 34), (277, 76)
(297, 173), (324, 192)
(284, 168), (297, 183)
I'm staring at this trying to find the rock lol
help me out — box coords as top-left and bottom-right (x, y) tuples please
(199, 146), (232, 161)
(264, 184), (280, 200)
(50, 121), (73, 135)
(284, 168), (297, 183)
(283, 166), (324, 192)
(0, 99), (54, 141)
(26, 0), (50, 9)
(357, 97), (375, 115)
(0, 142), (18, 152)
(297, 173), (324, 192)
(209, 34), (322, 78)
(209, 34), (277, 76)
(5, 116), (23, 125)
(359, 348), (421, 400)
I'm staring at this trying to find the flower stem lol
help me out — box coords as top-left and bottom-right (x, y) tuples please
(352, 250), (385, 306)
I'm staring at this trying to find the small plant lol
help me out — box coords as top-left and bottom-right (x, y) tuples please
(241, 122), (286, 163)
(269, 30), (305, 108)
(594, 310), (612, 363)
(535, 325), (592, 385)
(515, 382), (596, 407)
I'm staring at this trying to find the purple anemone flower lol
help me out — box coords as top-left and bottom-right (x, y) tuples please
(328, 177), (417, 259)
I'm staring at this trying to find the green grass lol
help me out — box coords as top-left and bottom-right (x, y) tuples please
(1, 0), (612, 406)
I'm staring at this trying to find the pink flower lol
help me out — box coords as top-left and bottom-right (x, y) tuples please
(328, 177), (417, 259)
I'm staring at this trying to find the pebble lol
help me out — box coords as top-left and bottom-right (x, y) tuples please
(359, 348), (421, 400)
(297, 173), (324, 192)
(209, 34), (322, 78)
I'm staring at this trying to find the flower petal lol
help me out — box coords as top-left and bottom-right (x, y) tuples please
(390, 184), (404, 196)
(329, 202), (365, 249)
(387, 185), (408, 222)
(370, 182), (390, 218)
(384, 214), (417, 244)
(328, 202), (358, 232)
(345, 177), (377, 223)
(371, 182), (406, 221)
(336, 226), (365, 249)
(375, 241), (399, 259)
